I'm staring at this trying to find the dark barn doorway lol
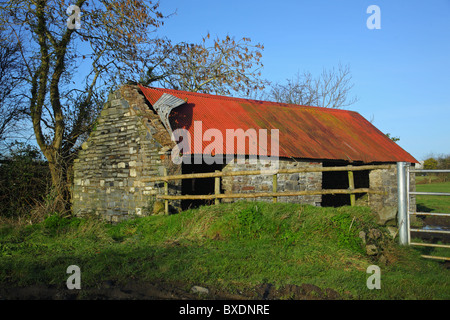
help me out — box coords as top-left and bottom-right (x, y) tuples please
(181, 156), (225, 210)
(321, 161), (370, 207)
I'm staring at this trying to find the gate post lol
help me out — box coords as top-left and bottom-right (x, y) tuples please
(397, 162), (409, 245)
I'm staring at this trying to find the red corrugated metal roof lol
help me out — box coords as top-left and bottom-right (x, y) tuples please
(138, 85), (418, 163)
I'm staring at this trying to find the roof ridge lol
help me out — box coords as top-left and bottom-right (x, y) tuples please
(138, 85), (357, 114)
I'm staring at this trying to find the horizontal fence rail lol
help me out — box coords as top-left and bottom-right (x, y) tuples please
(410, 228), (450, 235)
(143, 164), (394, 182)
(409, 191), (450, 196)
(143, 164), (393, 214)
(404, 166), (450, 261)
(410, 212), (450, 217)
(410, 169), (450, 173)
(156, 188), (383, 201)
(410, 242), (450, 249)
(419, 255), (450, 261)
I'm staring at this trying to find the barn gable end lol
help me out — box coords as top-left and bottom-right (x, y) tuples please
(72, 85), (181, 222)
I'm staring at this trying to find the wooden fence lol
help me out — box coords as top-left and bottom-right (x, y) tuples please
(145, 164), (393, 214)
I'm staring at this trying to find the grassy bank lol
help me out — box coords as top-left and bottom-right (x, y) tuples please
(1, 202), (449, 299)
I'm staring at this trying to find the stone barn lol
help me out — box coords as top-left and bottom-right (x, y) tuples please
(72, 84), (418, 223)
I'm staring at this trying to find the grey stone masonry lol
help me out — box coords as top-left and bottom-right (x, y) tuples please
(221, 157), (322, 206)
(368, 164), (416, 225)
(72, 85), (181, 222)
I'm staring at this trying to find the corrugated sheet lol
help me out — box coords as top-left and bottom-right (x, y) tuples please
(139, 85), (418, 163)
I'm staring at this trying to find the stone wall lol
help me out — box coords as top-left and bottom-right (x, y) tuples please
(221, 158), (322, 206)
(72, 85), (181, 222)
(368, 164), (416, 225)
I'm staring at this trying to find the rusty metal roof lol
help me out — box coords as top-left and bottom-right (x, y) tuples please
(138, 85), (418, 163)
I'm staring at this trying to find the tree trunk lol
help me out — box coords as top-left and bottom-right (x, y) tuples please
(44, 150), (69, 212)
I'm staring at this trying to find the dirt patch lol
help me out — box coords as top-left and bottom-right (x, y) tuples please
(412, 215), (450, 243)
(0, 280), (343, 300)
(250, 283), (342, 300)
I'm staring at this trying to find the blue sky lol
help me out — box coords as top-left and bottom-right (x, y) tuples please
(155, 0), (450, 161)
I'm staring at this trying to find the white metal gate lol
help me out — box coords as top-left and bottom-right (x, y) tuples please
(397, 162), (450, 261)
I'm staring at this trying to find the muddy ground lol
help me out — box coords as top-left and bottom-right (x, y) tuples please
(0, 280), (343, 300)
(412, 215), (450, 243)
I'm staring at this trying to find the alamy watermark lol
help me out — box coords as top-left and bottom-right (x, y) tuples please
(66, 5), (381, 32)
(67, 5), (81, 30)
(366, 265), (381, 289)
(367, 5), (381, 30)
(170, 121), (280, 173)
(66, 265), (81, 289)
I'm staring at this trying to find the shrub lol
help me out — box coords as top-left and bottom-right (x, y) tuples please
(0, 142), (50, 220)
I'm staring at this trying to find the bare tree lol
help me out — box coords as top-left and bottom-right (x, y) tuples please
(270, 64), (358, 109)
(141, 33), (267, 97)
(0, 0), (169, 209)
(0, 32), (27, 145)
(270, 71), (318, 106)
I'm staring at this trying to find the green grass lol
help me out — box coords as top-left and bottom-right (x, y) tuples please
(1, 202), (449, 299)
(416, 181), (450, 213)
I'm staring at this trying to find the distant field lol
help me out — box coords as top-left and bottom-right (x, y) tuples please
(415, 181), (450, 213)
(415, 175), (445, 184)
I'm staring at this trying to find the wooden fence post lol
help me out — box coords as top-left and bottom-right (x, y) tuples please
(215, 170), (220, 205)
(273, 173), (277, 203)
(348, 169), (355, 206)
(164, 168), (169, 214)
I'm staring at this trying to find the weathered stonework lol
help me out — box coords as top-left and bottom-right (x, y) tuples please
(221, 158), (322, 206)
(368, 165), (416, 225)
(72, 85), (181, 222)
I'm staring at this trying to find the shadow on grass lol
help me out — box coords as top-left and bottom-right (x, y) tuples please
(416, 203), (434, 213)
